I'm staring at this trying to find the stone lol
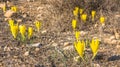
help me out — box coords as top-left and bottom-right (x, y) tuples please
(31, 43), (41, 47)
(80, 31), (88, 36)
(24, 51), (29, 56)
(4, 10), (15, 18)
(110, 36), (116, 40)
(52, 43), (58, 47)
(64, 42), (71, 47)
(41, 30), (47, 34)
(35, 48), (40, 52)
(63, 45), (74, 50)
(74, 56), (80, 62)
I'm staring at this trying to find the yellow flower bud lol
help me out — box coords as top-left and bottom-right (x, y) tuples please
(74, 40), (85, 61)
(28, 27), (33, 39)
(81, 14), (87, 22)
(79, 8), (83, 15)
(73, 7), (79, 17)
(100, 16), (105, 25)
(91, 10), (96, 21)
(75, 31), (80, 41)
(2, 4), (6, 12)
(11, 25), (18, 39)
(8, 19), (14, 27)
(19, 25), (26, 39)
(72, 19), (77, 30)
(11, 6), (17, 12)
(35, 21), (41, 32)
(90, 39), (99, 59)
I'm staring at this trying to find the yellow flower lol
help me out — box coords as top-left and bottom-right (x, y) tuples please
(81, 14), (87, 22)
(35, 21), (41, 32)
(2, 4), (6, 12)
(73, 7), (79, 17)
(11, 6), (17, 12)
(19, 25), (26, 39)
(75, 31), (80, 41)
(90, 39), (100, 59)
(91, 10), (96, 21)
(11, 24), (18, 39)
(28, 27), (33, 39)
(8, 19), (14, 27)
(74, 40), (85, 61)
(79, 8), (83, 15)
(72, 19), (77, 30)
(100, 16), (105, 25)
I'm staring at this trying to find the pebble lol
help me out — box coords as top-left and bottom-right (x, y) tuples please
(41, 30), (47, 34)
(4, 10), (15, 18)
(80, 31), (88, 36)
(74, 56), (80, 62)
(52, 43), (58, 47)
(32, 43), (41, 47)
(63, 45), (74, 50)
(24, 51), (29, 56)
(110, 36), (116, 40)
(64, 42), (71, 47)
(35, 48), (40, 52)
(93, 63), (100, 67)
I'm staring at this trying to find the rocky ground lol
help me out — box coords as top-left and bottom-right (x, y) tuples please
(0, 0), (120, 67)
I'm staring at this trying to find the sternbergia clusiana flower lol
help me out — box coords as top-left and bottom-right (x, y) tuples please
(73, 7), (79, 17)
(100, 16), (105, 25)
(19, 25), (26, 39)
(72, 19), (77, 30)
(2, 4), (6, 12)
(90, 39), (100, 59)
(75, 31), (80, 41)
(81, 14), (87, 22)
(28, 27), (33, 39)
(79, 8), (83, 15)
(8, 19), (14, 28)
(91, 10), (96, 21)
(74, 40), (85, 61)
(11, 6), (17, 12)
(11, 24), (18, 39)
(35, 21), (41, 32)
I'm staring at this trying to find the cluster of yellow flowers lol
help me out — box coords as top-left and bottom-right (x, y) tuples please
(1, 5), (42, 41)
(72, 7), (105, 25)
(72, 7), (101, 61)
(74, 36), (100, 61)
(8, 19), (41, 40)
(2, 5), (17, 12)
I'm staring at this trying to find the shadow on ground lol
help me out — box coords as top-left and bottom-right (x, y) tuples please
(108, 55), (120, 61)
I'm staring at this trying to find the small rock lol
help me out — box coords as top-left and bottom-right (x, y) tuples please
(64, 42), (71, 47)
(74, 56), (80, 62)
(111, 40), (117, 44)
(16, 19), (22, 23)
(4, 18), (11, 21)
(22, 14), (27, 18)
(35, 48), (40, 52)
(41, 30), (47, 34)
(4, 10), (15, 18)
(116, 45), (120, 48)
(93, 63), (100, 67)
(4, 46), (11, 51)
(110, 36), (116, 40)
(80, 31), (88, 36)
(27, 43), (41, 47)
(63, 45), (74, 50)
(13, 56), (18, 59)
(115, 33), (119, 40)
(24, 51), (29, 56)
(52, 43), (58, 47)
